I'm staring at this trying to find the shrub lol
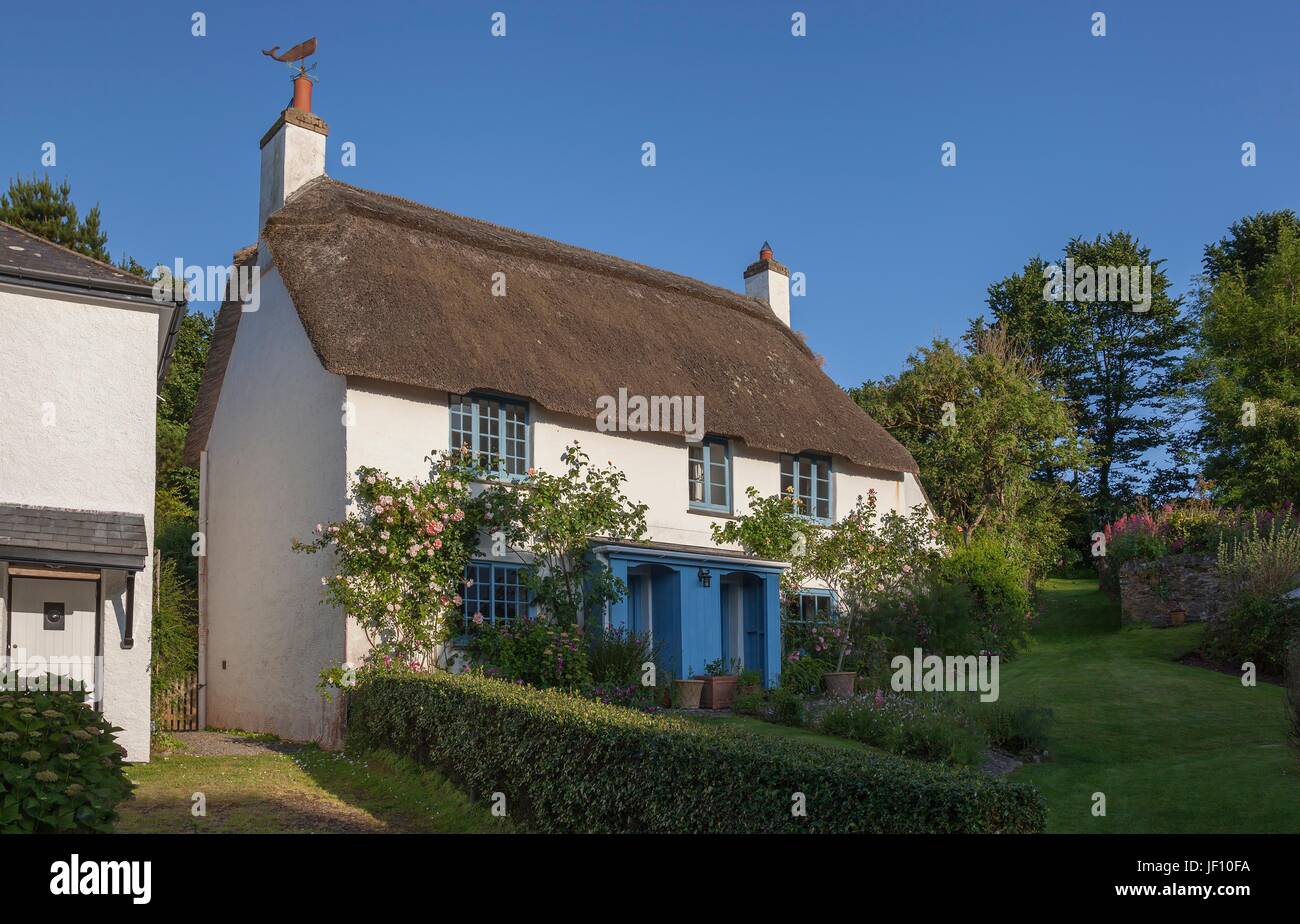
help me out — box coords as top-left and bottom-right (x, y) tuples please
(1202, 595), (1300, 676)
(1217, 514), (1300, 606)
(151, 557), (197, 724)
(0, 674), (133, 833)
(467, 617), (591, 689)
(819, 692), (987, 768)
(940, 535), (1033, 654)
(731, 688), (767, 717)
(780, 651), (826, 696)
(968, 701), (1054, 755)
(347, 668), (1046, 833)
(586, 625), (656, 686)
(869, 576), (983, 658)
(769, 688), (805, 727)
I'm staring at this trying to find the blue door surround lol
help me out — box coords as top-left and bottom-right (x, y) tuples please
(599, 545), (783, 688)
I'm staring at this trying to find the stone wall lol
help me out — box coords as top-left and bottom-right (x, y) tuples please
(1119, 554), (1223, 627)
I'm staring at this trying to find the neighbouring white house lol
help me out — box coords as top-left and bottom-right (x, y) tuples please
(184, 77), (928, 746)
(0, 222), (184, 762)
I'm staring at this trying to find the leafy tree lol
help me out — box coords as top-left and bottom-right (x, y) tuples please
(981, 232), (1191, 522)
(1203, 210), (1300, 287)
(0, 173), (110, 264)
(486, 444), (648, 626)
(156, 312), (213, 511)
(851, 326), (1085, 577)
(1193, 226), (1300, 507)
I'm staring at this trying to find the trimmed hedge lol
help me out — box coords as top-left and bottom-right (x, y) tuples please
(347, 669), (1046, 833)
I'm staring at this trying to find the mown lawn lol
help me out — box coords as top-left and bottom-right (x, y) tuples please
(706, 578), (1298, 833)
(1004, 577), (1299, 833)
(117, 746), (511, 834)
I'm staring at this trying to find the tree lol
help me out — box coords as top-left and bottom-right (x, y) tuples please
(156, 312), (213, 511)
(486, 444), (648, 625)
(1203, 210), (1300, 288)
(1194, 226), (1300, 507)
(982, 232), (1191, 522)
(851, 326), (1085, 578)
(0, 174), (110, 264)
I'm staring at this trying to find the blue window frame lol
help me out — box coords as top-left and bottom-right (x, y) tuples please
(789, 589), (836, 626)
(688, 437), (731, 512)
(780, 453), (832, 523)
(450, 393), (529, 479)
(463, 561), (528, 630)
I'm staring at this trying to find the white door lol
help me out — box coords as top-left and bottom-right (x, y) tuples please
(9, 577), (98, 692)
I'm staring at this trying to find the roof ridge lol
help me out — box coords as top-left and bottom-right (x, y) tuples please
(284, 177), (813, 357)
(0, 220), (153, 290)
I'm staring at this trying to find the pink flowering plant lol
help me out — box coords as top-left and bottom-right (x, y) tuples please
(293, 450), (486, 674)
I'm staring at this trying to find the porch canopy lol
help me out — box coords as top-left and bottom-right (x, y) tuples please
(0, 503), (148, 572)
(595, 540), (786, 688)
(0, 503), (148, 654)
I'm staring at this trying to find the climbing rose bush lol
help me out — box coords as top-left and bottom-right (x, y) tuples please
(294, 450), (486, 670)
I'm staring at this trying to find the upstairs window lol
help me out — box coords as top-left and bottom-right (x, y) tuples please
(450, 393), (529, 479)
(781, 453), (832, 523)
(688, 437), (731, 512)
(463, 561), (528, 631)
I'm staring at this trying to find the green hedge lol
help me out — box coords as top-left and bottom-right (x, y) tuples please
(346, 669), (1046, 833)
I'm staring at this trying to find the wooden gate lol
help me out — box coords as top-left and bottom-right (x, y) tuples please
(156, 672), (200, 731)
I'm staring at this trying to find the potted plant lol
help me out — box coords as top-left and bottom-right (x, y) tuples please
(672, 666), (705, 710)
(736, 667), (763, 697)
(822, 669), (856, 698)
(696, 658), (740, 710)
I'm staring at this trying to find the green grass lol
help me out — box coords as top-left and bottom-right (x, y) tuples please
(1006, 578), (1299, 833)
(706, 578), (1298, 833)
(117, 746), (511, 834)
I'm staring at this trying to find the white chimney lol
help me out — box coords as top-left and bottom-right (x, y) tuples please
(258, 74), (328, 236)
(743, 241), (791, 327)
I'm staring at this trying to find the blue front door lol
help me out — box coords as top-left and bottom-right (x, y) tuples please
(743, 580), (764, 673)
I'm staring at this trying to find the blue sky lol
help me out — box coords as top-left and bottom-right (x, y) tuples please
(3, 0), (1296, 388)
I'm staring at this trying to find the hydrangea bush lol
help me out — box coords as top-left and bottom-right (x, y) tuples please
(0, 674), (133, 833)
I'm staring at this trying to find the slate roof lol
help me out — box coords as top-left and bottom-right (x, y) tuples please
(0, 221), (158, 300)
(184, 177), (919, 475)
(0, 503), (149, 571)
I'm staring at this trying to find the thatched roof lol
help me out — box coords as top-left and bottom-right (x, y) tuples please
(185, 177), (916, 474)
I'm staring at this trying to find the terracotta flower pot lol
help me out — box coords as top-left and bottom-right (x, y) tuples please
(695, 675), (738, 710)
(823, 671), (857, 699)
(672, 678), (705, 710)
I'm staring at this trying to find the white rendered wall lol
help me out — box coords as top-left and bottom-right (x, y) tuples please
(203, 268), (348, 745)
(0, 284), (159, 760)
(337, 385), (914, 551)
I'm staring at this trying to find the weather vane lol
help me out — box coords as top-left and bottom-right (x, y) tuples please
(262, 36), (319, 81)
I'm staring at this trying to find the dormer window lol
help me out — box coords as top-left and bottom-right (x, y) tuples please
(688, 437), (731, 513)
(449, 393), (529, 479)
(780, 453), (832, 523)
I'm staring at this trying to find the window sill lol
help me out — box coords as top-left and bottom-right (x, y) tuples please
(686, 505), (737, 520)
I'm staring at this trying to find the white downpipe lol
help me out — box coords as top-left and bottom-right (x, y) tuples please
(196, 449), (209, 730)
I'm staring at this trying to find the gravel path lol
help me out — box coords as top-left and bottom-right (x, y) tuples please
(166, 730), (303, 757)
